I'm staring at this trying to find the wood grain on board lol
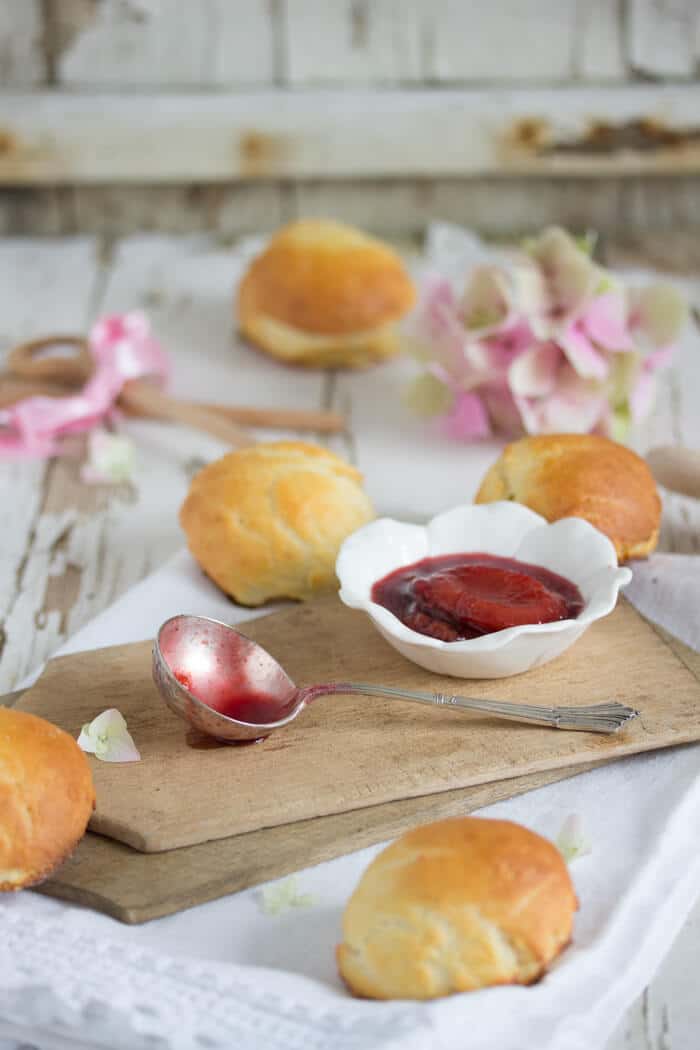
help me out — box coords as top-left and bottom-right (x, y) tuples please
(16, 595), (700, 853)
(39, 761), (604, 924)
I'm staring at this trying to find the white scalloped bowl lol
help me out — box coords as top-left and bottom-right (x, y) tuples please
(336, 502), (632, 679)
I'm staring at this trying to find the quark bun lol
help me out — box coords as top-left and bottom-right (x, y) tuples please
(475, 433), (660, 560)
(237, 219), (416, 368)
(337, 816), (576, 1000)
(0, 707), (95, 890)
(180, 441), (375, 605)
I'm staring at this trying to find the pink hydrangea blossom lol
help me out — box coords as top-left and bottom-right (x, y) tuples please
(407, 228), (687, 441)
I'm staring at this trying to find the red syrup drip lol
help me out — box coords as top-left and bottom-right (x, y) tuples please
(173, 669), (294, 728)
(371, 552), (583, 642)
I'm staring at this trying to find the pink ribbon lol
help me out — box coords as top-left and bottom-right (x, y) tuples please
(0, 312), (170, 458)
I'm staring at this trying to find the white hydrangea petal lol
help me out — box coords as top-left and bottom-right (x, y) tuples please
(556, 813), (592, 863)
(98, 732), (141, 763)
(77, 724), (97, 754)
(583, 291), (634, 352)
(460, 265), (513, 334)
(511, 261), (549, 332)
(88, 708), (128, 737)
(403, 373), (453, 417)
(508, 343), (560, 398)
(558, 322), (609, 379)
(631, 284), (688, 349)
(81, 430), (135, 485)
(259, 876), (316, 916)
(531, 226), (598, 320)
(76, 708), (140, 763)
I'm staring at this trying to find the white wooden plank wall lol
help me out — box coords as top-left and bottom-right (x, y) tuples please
(426, 0), (578, 82)
(23, 0), (697, 87)
(0, 1), (697, 236)
(628, 0), (699, 78)
(0, 0), (44, 85)
(1, 0), (699, 101)
(575, 0), (626, 80)
(55, 0), (276, 87)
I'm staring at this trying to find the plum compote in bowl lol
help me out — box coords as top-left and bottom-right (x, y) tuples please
(336, 502), (631, 679)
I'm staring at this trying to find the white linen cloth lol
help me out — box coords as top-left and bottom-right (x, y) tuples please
(2, 225), (700, 1050)
(2, 551), (700, 1050)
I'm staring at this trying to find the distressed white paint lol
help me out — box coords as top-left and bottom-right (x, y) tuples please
(426, 0), (577, 82)
(2, 85), (700, 185)
(575, 0), (626, 81)
(0, 238), (99, 690)
(628, 0), (698, 78)
(0, 231), (329, 693)
(0, 0), (697, 90)
(284, 0), (423, 84)
(57, 0), (275, 86)
(0, 0), (44, 84)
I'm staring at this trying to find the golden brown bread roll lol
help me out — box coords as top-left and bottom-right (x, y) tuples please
(337, 816), (576, 1000)
(180, 441), (375, 605)
(237, 219), (416, 368)
(0, 707), (95, 890)
(475, 434), (661, 561)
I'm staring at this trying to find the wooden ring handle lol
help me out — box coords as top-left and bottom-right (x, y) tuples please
(7, 335), (92, 385)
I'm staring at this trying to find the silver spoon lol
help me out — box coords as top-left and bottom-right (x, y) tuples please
(152, 614), (639, 742)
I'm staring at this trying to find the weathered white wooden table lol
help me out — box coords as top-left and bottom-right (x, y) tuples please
(1, 233), (699, 1049)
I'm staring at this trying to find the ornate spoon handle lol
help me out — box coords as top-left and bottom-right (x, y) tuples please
(327, 682), (639, 734)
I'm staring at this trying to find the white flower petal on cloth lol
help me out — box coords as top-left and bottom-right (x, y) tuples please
(556, 813), (592, 863)
(631, 283), (688, 349)
(259, 877), (315, 916)
(508, 343), (560, 398)
(77, 707), (141, 763)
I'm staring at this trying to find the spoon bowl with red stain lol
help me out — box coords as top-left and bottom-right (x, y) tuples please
(153, 613), (638, 740)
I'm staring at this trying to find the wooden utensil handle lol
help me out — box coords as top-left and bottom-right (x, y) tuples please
(120, 380), (253, 448)
(207, 404), (345, 434)
(0, 373), (344, 435)
(646, 446), (700, 500)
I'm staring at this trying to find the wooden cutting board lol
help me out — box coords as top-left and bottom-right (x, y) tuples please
(16, 596), (700, 854)
(38, 760), (603, 923)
